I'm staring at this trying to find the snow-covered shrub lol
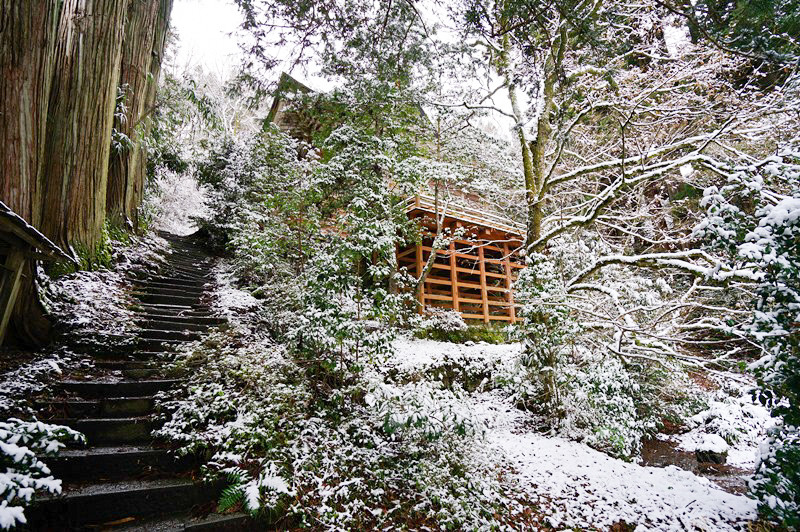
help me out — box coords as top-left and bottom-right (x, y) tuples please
(558, 351), (643, 458)
(514, 252), (581, 419)
(421, 308), (468, 334)
(493, 324), (695, 458)
(141, 168), (209, 236)
(0, 419), (85, 529)
(156, 325), (525, 528)
(752, 424), (800, 525)
(696, 149), (800, 525)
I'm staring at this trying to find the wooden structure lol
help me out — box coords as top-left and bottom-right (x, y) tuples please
(265, 74), (528, 323)
(398, 195), (526, 323)
(0, 201), (74, 344)
(265, 73), (323, 144)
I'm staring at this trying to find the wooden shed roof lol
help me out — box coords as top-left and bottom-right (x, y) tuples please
(405, 194), (525, 238)
(0, 201), (75, 262)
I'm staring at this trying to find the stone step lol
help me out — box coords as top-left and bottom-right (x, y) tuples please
(62, 379), (179, 398)
(51, 416), (161, 445)
(132, 292), (204, 307)
(135, 338), (189, 352)
(134, 282), (207, 296)
(26, 478), (219, 529)
(138, 328), (203, 342)
(119, 511), (259, 531)
(94, 360), (156, 370)
(159, 270), (210, 282)
(135, 302), (205, 315)
(138, 275), (206, 288)
(91, 351), (174, 364)
(49, 446), (189, 482)
(165, 257), (212, 267)
(122, 368), (165, 380)
(38, 396), (155, 418)
(136, 319), (210, 332)
(135, 312), (222, 324)
(133, 283), (206, 298)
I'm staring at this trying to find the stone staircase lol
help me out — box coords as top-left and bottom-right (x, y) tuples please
(26, 233), (255, 531)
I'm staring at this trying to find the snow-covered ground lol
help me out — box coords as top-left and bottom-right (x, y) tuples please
(474, 391), (756, 530)
(668, 383), (772, 469)
(387, 336), (763, 530)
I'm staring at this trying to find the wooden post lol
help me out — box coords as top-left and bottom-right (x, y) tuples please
(415, 243), (424, 313)
(449, 241), (459, 313)
(477, 244), (489, 323)
(0, 250), (26, 344)
(503, 242), (516, 323)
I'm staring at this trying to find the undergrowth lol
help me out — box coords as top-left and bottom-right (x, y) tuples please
(155, 326), (532, 528)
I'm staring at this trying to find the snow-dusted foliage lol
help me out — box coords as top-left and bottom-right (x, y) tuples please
(156, 326), (529, 528)
(508, 249), (705, 458)
(0, 419), (84, 530)
(198, 124), (427, 368)
(143, 168), (209, 236)
(696, 149), (800, 525)
(0, 351), (79, 416)
(420, 308), (468, 334)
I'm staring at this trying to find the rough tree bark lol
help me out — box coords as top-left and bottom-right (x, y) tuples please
(0, 1), (62, 345)
(39, 0), (129, 258)
(106, 0), (173, 228)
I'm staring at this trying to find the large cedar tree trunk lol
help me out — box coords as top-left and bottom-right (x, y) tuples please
(107, 0), (172, 228)
(0, 1), (62, 345)
(39, 0), (128, 257)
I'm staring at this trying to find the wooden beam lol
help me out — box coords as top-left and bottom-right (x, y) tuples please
(398, 246), (416, 259)
(460, 313), (514, 322)
(503, 242), (517, 323)
(478, 245), (489, 323)
(449, 241), (460, 313)
(0, 250), (26, 344)
(424, 293), (454, 301)
(415, 243), (424, 312)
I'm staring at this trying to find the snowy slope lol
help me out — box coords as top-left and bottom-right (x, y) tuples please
(474, 391), (757, 530)
(389, 337), (759, 530)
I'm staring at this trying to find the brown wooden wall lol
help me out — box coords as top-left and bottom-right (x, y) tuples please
(398, 210), (525, 323)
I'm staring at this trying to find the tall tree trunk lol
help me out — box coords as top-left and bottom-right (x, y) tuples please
(106, 0), (172, 229)
(39, 0), (128, 259)
(0, 0), (62, 346)
(0, 1), (59, 221)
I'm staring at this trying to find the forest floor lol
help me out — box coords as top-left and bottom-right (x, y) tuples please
(387, 338), (765, 530)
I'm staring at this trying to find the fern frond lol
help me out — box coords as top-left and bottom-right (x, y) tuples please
(217, 483), (245, 513)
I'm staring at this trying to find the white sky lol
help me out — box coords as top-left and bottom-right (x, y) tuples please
(171, 0), (328, 87)
(171, 0), (244, 76)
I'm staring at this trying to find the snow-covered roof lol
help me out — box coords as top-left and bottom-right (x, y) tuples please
(406, 194), (525, 237)
(0, 201), (75, 262)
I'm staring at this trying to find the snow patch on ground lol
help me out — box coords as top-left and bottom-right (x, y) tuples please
(212, 264), (261, 318)
(472, 391), (757, 530)
(669, 379), (772, 468)
(43, 270), (133, 336)
(389, 336), (520, 373)
(0, 351), (85, 416)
